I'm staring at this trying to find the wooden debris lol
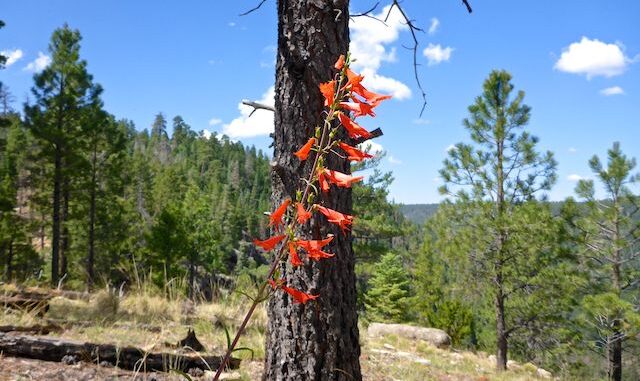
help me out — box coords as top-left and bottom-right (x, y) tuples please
(0, 332), (240, 372)
(177, 328), (205, 352)
(0, 323), (62, 334)
(0, 294), (51, 316)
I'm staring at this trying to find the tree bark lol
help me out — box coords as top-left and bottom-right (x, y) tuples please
(60, 178), (70, 281)
(608, 329), (622, 381)
(264, 1), (361, 380)
(495, 284), (508, 370)
(87, 144), (97, 289)
(51, 150), (62, 286)
(494, 128), (508, 371)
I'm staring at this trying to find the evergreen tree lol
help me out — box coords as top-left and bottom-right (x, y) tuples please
(439, 70), (558, 370)
(365, 252), (411, 323)
(570, 142), (640, 381)
(24, 25), (98, 285)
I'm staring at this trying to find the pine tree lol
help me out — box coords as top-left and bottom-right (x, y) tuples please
(439, 70), (558, 370)
(365, 252), (411, 323)
(24, 25), (98, 286)
(570, 142), (640, 381)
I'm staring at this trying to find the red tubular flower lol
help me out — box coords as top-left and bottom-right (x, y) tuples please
(337, 112), (372, 140)
(319, 81), (336, 106)
(253, 234), (286, 251)
(315, 205), (354, 234)
(318, 170), (331, 193)
(340, 99), (375, 118)
(296, 202), (312, 224)
(269, 198), (291, 229)
(345, 68), (364, 88)
(297, 236), (335, 261)
(351, 84), (392, 105)
(334, 55), (345, 70)
(338, 142), (374, 162)
(322, 169), (363, 188)
(289, 242), (303, 267)
(269, 278), (319, 304)
(281, 285), (319, 304)
(294, 137), (316, 161)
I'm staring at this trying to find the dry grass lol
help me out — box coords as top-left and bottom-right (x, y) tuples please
(1, 282), (557, 380)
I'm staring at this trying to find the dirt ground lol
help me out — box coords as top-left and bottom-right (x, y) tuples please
(0, 356), (257, 381)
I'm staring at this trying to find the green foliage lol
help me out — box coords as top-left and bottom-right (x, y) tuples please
(365, 252), (411, 323)
(437, 70), (571, 369)
(568, 142), (640, 378)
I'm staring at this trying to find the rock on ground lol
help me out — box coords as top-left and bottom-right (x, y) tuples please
(367, 323), (451, 349)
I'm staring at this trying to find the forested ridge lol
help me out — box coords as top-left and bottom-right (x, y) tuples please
(2, 23), (639, 381)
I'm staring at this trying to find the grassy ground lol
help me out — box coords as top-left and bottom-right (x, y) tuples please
(1, 284), (553, 380)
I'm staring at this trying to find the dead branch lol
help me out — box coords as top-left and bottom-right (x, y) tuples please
(240, 0), (268, 16)
(462, 0), (473, 13)
(242, 100), (275, 117)
(386, 1), (428, 116)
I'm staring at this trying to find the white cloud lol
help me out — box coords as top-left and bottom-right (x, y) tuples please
(222, 86), (275, 138)
(349, 5), (411, 100)
(23, 52), (51, 72)
(567, 174), (586, 182)
(445, 144), (456, 152)
(554, 37), (634, 79)
(201, 129), (212, 139)
(428, 18), (440, 35)
(412, 118), (431, 125)
(600, 86), (625, 96)
(568, 147), (577, 154)
(388, 155), (402, 165)
(423, 43), (453, 66)
(208, 118), (222, 126)
(358, 141), (384, 155)
(1, 49), (23, 67)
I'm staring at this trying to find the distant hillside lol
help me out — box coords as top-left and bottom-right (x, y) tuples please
(399, 204), (439, 224)
(399, 201), (580, 225)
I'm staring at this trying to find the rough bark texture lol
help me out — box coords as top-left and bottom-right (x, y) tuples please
(264, 1), (361, 380)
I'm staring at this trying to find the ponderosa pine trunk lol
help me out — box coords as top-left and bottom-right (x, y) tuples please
(264, 1), (361, 380)
(87, 144), (97, 289)
(60, 178), (70, 282)
(51, 150), (62, 286)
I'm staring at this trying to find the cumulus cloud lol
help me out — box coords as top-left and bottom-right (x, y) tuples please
(208, 118), (222, 126)
(554, 37), (634, 79)
(349, 5), (411, 100)
(388, 155), (402, 165)
(423, 43), (453, 66)
(600, 86), (625, 96)
(428, 18), (440, 35)
(222, 86), (275, 139)
(1, 49), (23, 67)
(201, 129), (213, 139)
(358, 141), (384, 155)
(567, 174), (586, 182)
(24, 52), (51, 72)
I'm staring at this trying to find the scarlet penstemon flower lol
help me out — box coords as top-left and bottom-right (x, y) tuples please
(213, 53), (391, 379)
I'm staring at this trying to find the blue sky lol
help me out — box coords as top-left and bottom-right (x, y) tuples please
(1, 1), (639, 204)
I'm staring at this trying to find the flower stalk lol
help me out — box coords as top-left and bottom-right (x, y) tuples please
(212, 53), (390, 380)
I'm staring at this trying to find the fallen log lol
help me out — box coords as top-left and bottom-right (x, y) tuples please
(0, 323), (62, 334)
(0, 332), (240, 372)
(0, 295), (50, 316)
